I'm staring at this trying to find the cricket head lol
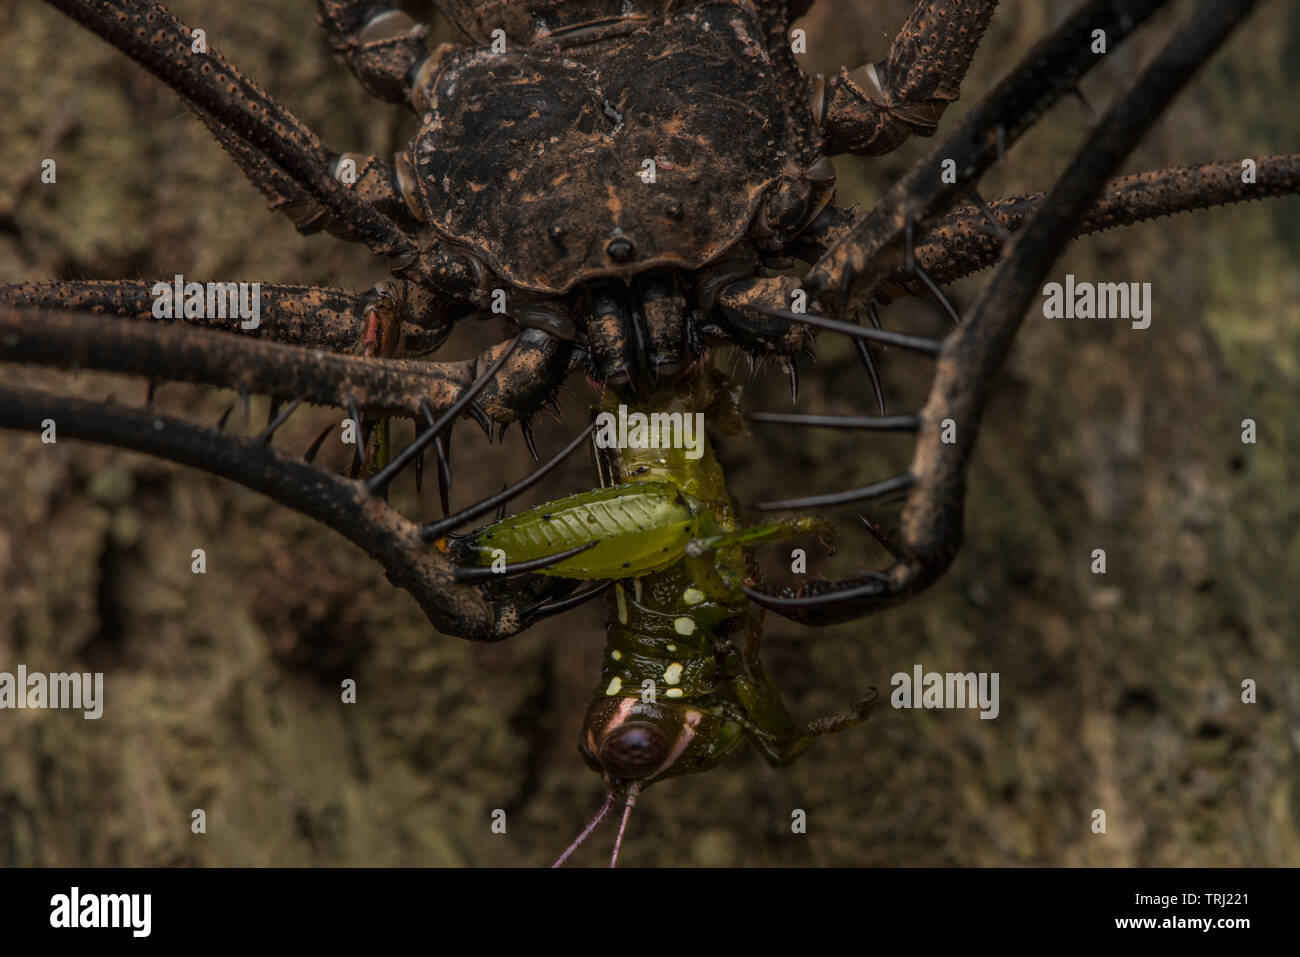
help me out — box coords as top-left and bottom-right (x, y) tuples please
(552, 696), (743, 868)
(580, 696), (741, 790)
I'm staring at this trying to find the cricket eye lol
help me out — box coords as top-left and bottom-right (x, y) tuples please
(598, 723), (668, 779)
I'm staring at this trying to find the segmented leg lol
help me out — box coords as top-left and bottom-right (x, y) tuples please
(786, 202), (858, 266)
(0, 382), (557, 641)
(729, 654), (877, 767)
(42, 0), (475, 299)
(814, 0), (1000, 157)
(315, 1), (437, 106)
(2, 278), (466, 359)
(716, 275), (813, 360)
(805, 0), (1173, 312)
(183, 97), (426, 238)
(0, 297), (570, 424)
(878, 155), (1300, 300)
(0, 311), (587, 641)
(2, 280), (389, 352)
(42, 0), (409, 257)
(754, 1), (822, 162)
(1, 306), (458, 416)
(187, 108), (332, 237)
(750, 0), (1261, 626)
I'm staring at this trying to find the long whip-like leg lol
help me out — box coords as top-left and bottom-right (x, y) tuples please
(750, 0), (1262, 626)
(879, 155), (1300, 299)
(41, 0), (411, 258)
(0, 306), (469, 418)
(0, 344), (589, 641)
(2, 280), (377, 352)
(41, 0), (476, 299)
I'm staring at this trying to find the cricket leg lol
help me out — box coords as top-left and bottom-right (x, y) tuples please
(729, 656), (878, 767)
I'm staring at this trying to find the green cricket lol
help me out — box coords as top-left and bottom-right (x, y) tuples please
(437, 366), (877, 866)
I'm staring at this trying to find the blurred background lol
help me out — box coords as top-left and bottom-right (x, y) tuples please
(0, 0), (1296, 866)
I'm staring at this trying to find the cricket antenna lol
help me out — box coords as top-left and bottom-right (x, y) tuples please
(552, 795), (614, 868)
(609, 782), (640, 869)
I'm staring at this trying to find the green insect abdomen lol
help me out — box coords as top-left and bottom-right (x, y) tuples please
(598, 560), (745, 703)
(446, 482), (698, 578)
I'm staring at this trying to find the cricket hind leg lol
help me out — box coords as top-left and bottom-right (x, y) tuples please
(729, 656), (879, 767)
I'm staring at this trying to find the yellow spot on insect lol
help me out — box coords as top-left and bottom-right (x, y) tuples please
(665, 688), (684, 698)
(666, 644), (676, 652)
(673, 617), (696, 636)
(615, 585), (628, 624)
(606, 676), (623, 696)
(663, 662), (683, 685)
(611, 650), (623, 661)
(683, 587), (704, 605)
